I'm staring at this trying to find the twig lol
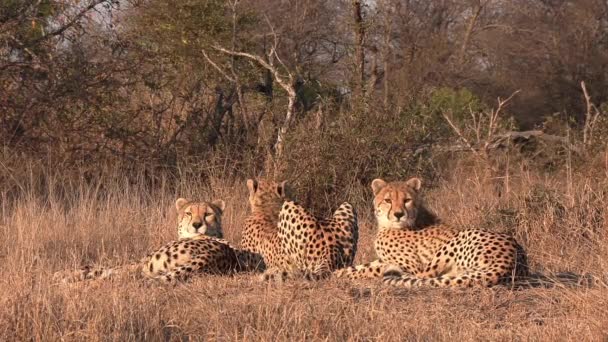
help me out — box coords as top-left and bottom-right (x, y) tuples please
(442, 110), (489, 166)
(485, 90), (520, 147)
(581, 81), (601, 145)
(213, 46), (295, 98)
(442, 90), (520, 174)
(201, 50), (234, 82)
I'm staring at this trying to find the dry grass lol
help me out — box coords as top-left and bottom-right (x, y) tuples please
(1, 162), (608, 341)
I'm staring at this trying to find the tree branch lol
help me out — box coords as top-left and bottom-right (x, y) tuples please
(213, 46), (295, 98)
(202, 50), (234, 82)
(581, 81), (601, 146)
(213, 43), (297, 162)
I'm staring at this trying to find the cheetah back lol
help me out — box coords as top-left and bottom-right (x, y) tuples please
(277, 201), (358, 278)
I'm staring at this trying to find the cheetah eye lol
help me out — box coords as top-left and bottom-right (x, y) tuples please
(186, 212), (192, 216)
(404, 199), (412, 204)
(384, 198), (392, 204)
(204, 212), (212, 218)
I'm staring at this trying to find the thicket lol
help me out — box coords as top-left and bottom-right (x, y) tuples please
(2, 0), (607, 212)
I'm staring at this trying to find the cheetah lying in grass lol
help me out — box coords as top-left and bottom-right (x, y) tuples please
(241, 179), (358, 281)
(335, 177), (529, 288)
(55, 198), (258, 283)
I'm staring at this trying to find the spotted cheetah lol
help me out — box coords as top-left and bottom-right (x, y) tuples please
(335, 177), (528, 287)
(240, 179), (291, 271)
(55, 198), (257, 283)
(241, 179), (358, 281)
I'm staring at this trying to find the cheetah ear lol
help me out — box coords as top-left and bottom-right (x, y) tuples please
(175, 198), (189, 211)
(406, 177), (422, 191)
(246, 179), (258, 194)
(211, 199), (226, 212)
(276, 180), (288, 197)
(371, 179), (387, 195)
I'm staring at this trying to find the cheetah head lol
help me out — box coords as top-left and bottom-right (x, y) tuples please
(175, 198), (226, 239)
(246, 179), (292, 214)
(371, 177), (422, 229)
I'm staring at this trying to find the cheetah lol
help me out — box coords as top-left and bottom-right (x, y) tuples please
(241, 179), (358, 281)
(55, 198), (257, 283)
(240, 179), (291, 271)
(334, 177), (528, 288)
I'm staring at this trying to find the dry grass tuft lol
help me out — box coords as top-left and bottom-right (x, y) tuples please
(1, 162), (607, 341)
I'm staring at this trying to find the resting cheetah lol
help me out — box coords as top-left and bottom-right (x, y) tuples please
(241, 179), (358, 280)
(55, 198), (256, 283)
(240, 179), (291, 271)
(335, 177), (528, 287)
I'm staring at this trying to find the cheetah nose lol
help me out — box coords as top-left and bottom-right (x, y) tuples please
(192, 222), (203, 229)
(393, 211), (404, 220)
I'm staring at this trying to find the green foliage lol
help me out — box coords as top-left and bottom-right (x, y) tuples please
(278, 87), (529, 214)
(0, 0), (58, 50)
(408, 87), (488, 141)
(427, 87), (485, 122)
(128, 0), (255, 65)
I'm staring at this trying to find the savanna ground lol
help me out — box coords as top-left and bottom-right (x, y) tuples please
(1, 153), (608, 342)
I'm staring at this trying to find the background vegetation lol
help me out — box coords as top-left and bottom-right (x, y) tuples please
(3, 1), (607, 183)
(1, 0), (608, 340)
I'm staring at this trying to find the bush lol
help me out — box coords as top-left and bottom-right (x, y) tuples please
(419, 87), (487, 139)
(280, 88), (486, 214)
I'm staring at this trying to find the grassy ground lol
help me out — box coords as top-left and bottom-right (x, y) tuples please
(1, 163), (607, 341)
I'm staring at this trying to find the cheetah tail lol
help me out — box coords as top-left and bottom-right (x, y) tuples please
(508, 272), (608, 289)
(234, 249), (266, 273)
(332, 202), (357, 223)
(382, 267), (499, 288)
(53, 263), (141, 284)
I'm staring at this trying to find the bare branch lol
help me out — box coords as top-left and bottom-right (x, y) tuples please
(213, 43), (297, 162)
(486, 90), (520, 142)
(213, 46), (295, 98)
(202, 50), (234, 82)
(263, 14), (293, 84)
(581, 81), (601, 145)
(443, 90), (520, 174)
(442, 110), (485, 161)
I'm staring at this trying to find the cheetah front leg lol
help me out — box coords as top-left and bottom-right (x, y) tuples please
(261, 260), (332, 283)
(260, 267), (292, 283)
(415, 243), (460, 279)
(383, 244), (513, 288)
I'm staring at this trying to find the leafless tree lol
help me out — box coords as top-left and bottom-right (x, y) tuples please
(214, 21), (297, 162)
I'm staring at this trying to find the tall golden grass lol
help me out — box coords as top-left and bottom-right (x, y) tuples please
(1, 154), (607, 341)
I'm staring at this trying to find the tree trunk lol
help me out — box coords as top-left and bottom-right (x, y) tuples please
(352, 0), (366, 103)
(382, 4), (392, 108)
(207, 88), (236, 146)
(213, 45), (297, 168)
(274, 91), (297, 160)
(459, 1), (485, 64)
